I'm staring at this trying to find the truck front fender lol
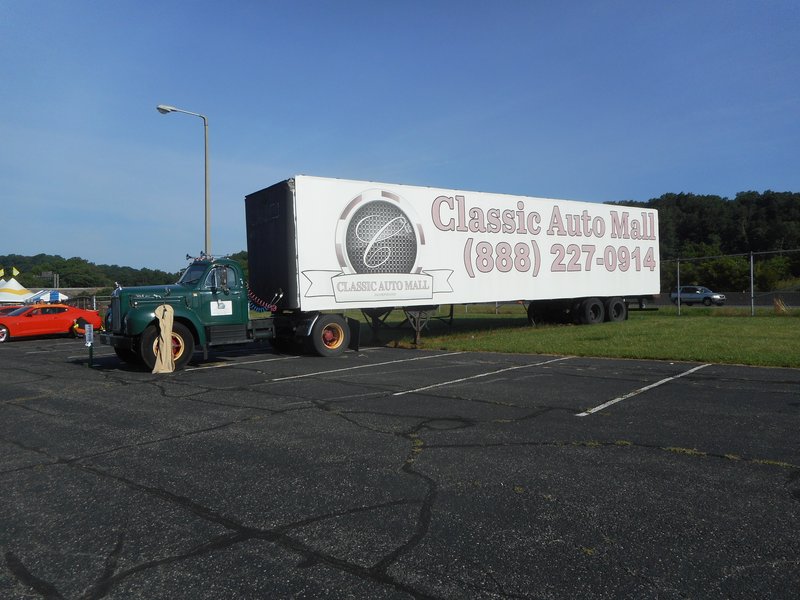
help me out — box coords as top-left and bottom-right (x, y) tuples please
(124, 306), (207, 346)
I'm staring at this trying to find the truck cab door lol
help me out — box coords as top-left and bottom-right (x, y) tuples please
(199, 265), (248, 343)
(202, 266), (244, 323)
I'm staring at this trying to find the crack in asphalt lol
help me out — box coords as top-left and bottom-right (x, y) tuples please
(3, 353), (799, 598)
(4, 453), (440, 600)
(5, 550), (65, 599)
(2, 385), (445, 597)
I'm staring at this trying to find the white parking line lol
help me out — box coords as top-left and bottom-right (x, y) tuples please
(576, 363), (711, 417)
(393, 356), (572, 396)
(269, 351), (466, 382)
(185, 355), (300, 371)
(67, 352), (115, 359)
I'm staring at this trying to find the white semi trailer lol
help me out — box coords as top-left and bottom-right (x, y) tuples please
(246, 175), (659, 345)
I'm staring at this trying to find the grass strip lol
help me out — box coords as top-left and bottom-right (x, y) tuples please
(349, 305), (800, 368)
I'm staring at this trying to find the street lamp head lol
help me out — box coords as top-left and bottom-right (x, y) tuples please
(156, 104), (177, 114)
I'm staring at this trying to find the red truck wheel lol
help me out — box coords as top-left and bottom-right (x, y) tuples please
(308, 314), (350, 357)
(139, 322), (195, 370)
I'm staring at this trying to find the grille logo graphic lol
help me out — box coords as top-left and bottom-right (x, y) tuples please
(345, 199), (417, 274)
(302, 188), (452, 304)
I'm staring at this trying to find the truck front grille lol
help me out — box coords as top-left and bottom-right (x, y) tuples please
(111, 297), (121, 332)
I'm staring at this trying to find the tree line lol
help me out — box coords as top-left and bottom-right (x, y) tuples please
(0, 254), (182, 292)
(3, 191), (798, 292)
(0, 252), (251, 293)
(612, 190), (800, 291)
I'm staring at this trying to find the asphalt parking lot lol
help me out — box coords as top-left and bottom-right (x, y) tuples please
(1, 337), (799, 599)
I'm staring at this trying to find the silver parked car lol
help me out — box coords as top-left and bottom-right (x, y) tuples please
(670, 286), (726, 306)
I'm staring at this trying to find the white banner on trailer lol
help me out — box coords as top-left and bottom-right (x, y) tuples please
(292, 176), (659, 312)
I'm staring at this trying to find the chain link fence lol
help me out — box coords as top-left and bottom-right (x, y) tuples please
(659, 248), (800, 314)
(62, 291), (112, 314)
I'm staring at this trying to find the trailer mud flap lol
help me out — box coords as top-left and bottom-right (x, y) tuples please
(347, 317), (360, 352)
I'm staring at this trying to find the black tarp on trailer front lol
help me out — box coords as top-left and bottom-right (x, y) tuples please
(245, 179), (300, 310)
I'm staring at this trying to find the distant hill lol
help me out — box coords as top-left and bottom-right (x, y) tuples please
(610, 190), (800, 259)
(0, 252), (250, 291)
(1, 254), (188, 290)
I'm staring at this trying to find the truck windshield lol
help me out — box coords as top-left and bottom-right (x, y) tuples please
(177, 264), (208, 286)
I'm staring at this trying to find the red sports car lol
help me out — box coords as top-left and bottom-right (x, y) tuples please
(0, 303), (103, 343)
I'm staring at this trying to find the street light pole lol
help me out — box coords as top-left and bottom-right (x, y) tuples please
(156, 104), (211, 256)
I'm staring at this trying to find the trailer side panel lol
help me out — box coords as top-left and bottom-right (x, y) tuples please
(247, 176), (660, 312)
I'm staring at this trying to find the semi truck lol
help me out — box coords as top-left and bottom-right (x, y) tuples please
(100, 175), (659, 370)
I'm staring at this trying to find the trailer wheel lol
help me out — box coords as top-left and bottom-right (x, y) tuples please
(139, 322), (195, 370)
(604, 297), (627, 322)
(308, 314), (350, 357)
(578, 298), (605, 325)
(526, 302), (552, 325)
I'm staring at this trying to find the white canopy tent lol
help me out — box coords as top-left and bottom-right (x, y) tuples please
(0, 278), (34, 304)
(25, 289), (69, 303)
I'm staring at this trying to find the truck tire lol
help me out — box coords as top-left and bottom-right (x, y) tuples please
(577, 298), (605, 325)
(308, 314), (350, 357)
(139, 322), (195, 371)
(604, 297), (627, 322)
(527, 302), (558, 325)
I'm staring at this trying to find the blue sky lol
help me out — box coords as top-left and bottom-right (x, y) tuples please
(1, 0), (798, 272)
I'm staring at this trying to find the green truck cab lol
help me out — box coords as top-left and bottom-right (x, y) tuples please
(100, 256), (357, 370)
(100, 258), (274, 370)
